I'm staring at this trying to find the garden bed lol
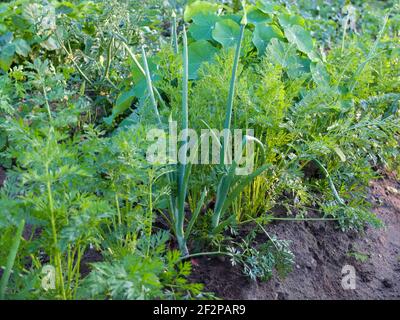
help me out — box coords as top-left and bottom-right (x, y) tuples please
(191, 173), (400, 300)
(2, 165), (399, 299)
(0, 0), (398, 301)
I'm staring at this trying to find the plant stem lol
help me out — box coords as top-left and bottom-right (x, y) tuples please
(312, 158), (346, 206)
(115, 193), (122, 226)
(212, 13), (247, 232)
(45, 161), (66, 300)
(141, 46), (162, 126)
(0, 219), (25, 300)
(177, 251), (232, 262)
(266, 217), (339, 222)
(341, 16), (349, 53)
(55, 32), (94, 87)
(220, 16), (246, 165)
(120, 41), (167, 110)
(42, 84), (53, 123)
(147, 176), (153, 257)
(72, 245), (83, 299)
(176, 26), (189, 257)
(103, 36), (114, 80)
(171, 11), (179, 55)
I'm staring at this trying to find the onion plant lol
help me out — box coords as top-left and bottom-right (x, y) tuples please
(142, 3), (270, 253)
(210, 4), (269, 234)
(171, 10), (179, 55)
(141, 25), (194, 256)
(175, 26), (190, 255)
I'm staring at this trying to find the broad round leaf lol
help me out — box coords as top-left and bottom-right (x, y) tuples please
(188, 40), (218, 79)
(252, 23), (284, 56)
(266, 38), (293, 67)
(247, 6), (272, 25)
(40, 36), (60, 51)
(14, 39), (31, 57)
(284, 25), (319, 61)
(266, 38), (309, 78)
(212, 19), (240, 48)
(0, 43), (15, 71)
(0, 31), (13, 46)
(278, 13), (305, 28)
(256, 0), (278, 14)
(189, 13), (219, 41)
(311, 62), (330, 87)
(104, 89), (136, 126)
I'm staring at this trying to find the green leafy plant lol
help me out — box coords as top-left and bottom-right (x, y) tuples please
(79, 232), (204, 300)
(0, 0), (399, 300)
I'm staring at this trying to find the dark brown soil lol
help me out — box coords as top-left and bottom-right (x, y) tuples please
(0, 166), (5, 187)
(80, 248), (103, 277)
(191, 173), (400, 300)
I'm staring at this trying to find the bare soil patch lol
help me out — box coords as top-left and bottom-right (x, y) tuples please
(191, 174), (400, 300)
(0, 167), (5, 187)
